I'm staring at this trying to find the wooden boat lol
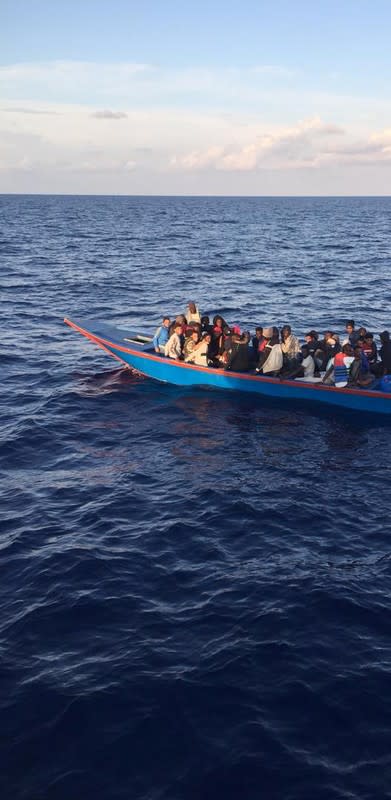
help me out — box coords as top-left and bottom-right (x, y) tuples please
(64, 318), (391, 415)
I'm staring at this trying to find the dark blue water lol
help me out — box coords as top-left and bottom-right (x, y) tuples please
(1, 195), (391, 800)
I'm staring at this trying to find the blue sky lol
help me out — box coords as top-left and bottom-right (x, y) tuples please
(1, 0), (390, 194)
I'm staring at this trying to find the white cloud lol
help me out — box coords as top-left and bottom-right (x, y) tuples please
(91, 110), (127, 119)
(171, 117), (391, 172)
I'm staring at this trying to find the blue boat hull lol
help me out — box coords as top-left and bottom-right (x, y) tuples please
(64, 318), (391, 415)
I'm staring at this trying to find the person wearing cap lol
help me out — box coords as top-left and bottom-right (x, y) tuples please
(256, 327), (283, 376)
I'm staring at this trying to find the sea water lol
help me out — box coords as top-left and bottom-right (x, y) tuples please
(1, 195), (391, 799)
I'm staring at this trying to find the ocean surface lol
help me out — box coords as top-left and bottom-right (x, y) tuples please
(1, 194), (391, 800)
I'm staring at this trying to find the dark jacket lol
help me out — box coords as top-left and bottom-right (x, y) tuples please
(225, 342), (250, 372)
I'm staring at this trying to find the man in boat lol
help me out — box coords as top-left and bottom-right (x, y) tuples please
(153, 316), (171, 353)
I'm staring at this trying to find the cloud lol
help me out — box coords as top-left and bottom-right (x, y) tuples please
(171, 117), (349, 171)
(90, 109), (128, 119)
(2, 106), (61, 115)
(170, 117), (391, 172)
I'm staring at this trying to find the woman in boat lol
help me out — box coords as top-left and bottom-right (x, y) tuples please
(209, 315), (227, 363)
(184, 332), (211, 366)
(183, 329), (200, 358)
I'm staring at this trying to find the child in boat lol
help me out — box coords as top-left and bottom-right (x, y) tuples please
(153, 316), (171, 353)
(164, 324), (183, 360)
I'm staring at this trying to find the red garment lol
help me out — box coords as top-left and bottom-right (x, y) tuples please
(334, 352), (346, 366)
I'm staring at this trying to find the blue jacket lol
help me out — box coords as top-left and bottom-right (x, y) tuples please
(153, 324), (169, 349)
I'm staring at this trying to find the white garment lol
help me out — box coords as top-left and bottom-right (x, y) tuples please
(262, 344), (283, 374)
(185, 341), (208, 366)
(302, 354), (315, 377)
(186, 306), (201, 324)
(164, 332), (182, 359)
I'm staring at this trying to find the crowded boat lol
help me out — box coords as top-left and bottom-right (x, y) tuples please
(152, 301), (391, 391)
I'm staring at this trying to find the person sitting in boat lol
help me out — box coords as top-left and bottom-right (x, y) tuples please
(280, 325), (301, 371)
(285, 345), (316, 380)
(183, 329), (200, 358)
(184, 332), (211, 366)
(348, 345), (373, 387)
(164, 324), (183, 360)
(321, 343), (354, 387)
(224, 332), (251, 372)
(209, 315), (227, 363)
(379, 331), (391, 375)
(357, 326), (367, 344)
(152, 316), (171, 353)
(304, 330), (319, 357)
(201, 315), (212, 335)
(343, 319), (360, 348)
(256, 327), (283, 376)
(169, 315), (187, 337)
(185, 301), (201, 325)
(361, 332), (378, 367)
(315, 332), (341, 371)
(251, 327), (265, 366)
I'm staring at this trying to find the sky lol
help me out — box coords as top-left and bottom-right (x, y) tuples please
(0, 0), (390, 195)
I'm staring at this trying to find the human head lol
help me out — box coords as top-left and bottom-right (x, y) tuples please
(364, 333), (374, 342)
(358, 326), (367, 337)
(301, 345), (310, 358)
(174, 324), (182, 334)
(163, 316), (170, 327)
(262, 327), (273, 339)
(213, 315), (223, 328)
(281, 325), (291, 340)
(354, 345), (362, 359)
(342, 343), (353, 355)
(201, 315), (210, 326)
(187, 301), (196, 314)
(380, 330), (390, 344)
(305, 330), (318, 342)
(346, 319), (355, 333)
(323, 330), (333, 341)
(203, 332), (212, 343)
(190, 330), (199, 342)
(176, 315), (186, 325)
(255, 327), (263, 338)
